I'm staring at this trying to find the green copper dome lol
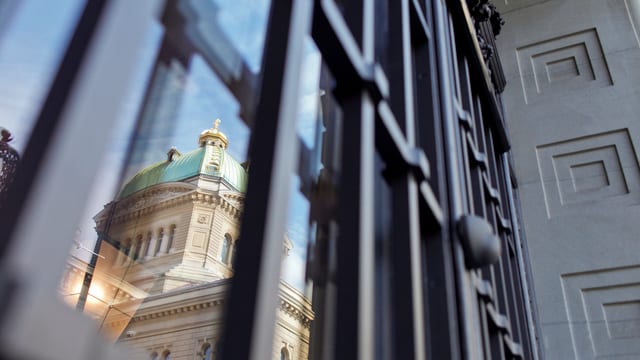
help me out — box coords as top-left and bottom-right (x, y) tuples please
(119, 123), (248, 198)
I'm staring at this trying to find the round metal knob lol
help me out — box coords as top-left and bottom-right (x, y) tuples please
(457, 214), (501, 268)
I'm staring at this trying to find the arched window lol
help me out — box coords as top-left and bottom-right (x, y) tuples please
(161, 350), (171, 360)
(220, 234), (232, 264)
(150, 352), (159, 360)
(201, 343), (212, 360)
(280, 347), (290, 360)
(144, 231), (152, 258)
(154, 228), (164, 255)
(133, 234), (143, 260)
(123, 238), (132, 257)
(167, 225), (176, 252)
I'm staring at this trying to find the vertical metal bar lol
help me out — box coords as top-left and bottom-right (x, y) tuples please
(413, 4), (462, 358)
(386, 1), (426, 359)
(219, 1), (312, 360)
(334, 93), (375, 360)
(329, 1), (375, 359)
(433, 1), (482, 358)
(502, 153), (541, 360)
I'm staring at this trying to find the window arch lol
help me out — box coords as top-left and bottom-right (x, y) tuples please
(154, 227), (164, 255)
(150, 352), (159, 360)
(280, 347), (290, 360)
(121, 238), (132, 264)
(167, 224), (176, 252)
(144, 231), (152, 258)
(201, 343), (212, 360)
(220, 234), (232, 264)
(123, 238), (132, 256)
(161, 350), (170, 360)
(132, 234), (143, 260)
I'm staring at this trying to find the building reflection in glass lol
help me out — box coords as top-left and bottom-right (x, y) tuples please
(59, 123), (313, 359)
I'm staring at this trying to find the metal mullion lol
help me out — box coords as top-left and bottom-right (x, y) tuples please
(329, 1), (376, 359)
(501, 153), (541, 360)
(220, 1), (312, 359)
(415, 2), (461, 358)
(478, 298), (493, 359)
(456, 54), (475, 216)
(385, 1), (426, 359)
(459, 131), (474, 214)
(468, 147), (486, 218)
(334, 91), (375, 360)
(508, 252), (532, 357)
(482, 132), (514, 325)
(388, 173), (424, 360)
(434, 0), (480, 358)
(481, 180), (507, 318)
(493, 159), (523, 342)
(500, 234), (524, 344)
(448, 18), (463, 103)
(498, 233), (518, 333)
(489, 326), (507, 360)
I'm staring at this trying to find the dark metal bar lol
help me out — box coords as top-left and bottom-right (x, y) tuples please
(220, 1), (312, 359)
(384, 1), (427, 359)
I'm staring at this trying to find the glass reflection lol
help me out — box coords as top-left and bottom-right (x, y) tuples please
(55, 1), (321, 358)
(0, 0), (85, 153)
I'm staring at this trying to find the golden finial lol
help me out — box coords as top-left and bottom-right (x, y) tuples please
(198, 118), (228, 148)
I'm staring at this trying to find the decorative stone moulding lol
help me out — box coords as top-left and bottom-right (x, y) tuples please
(0, 128), (19, 202)
(536, 128), (640, 217)
(467, 0), (505, 62)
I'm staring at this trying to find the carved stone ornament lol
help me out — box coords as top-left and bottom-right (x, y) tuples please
(467, 0), (505, 63)
(0, 128), (19, 202)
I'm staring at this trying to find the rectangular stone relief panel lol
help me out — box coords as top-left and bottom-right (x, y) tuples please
(561, 265), (640, 359)
(191, 231), (206, 249)
(516, 28), (612, 104)
(536, 129), (640, 217)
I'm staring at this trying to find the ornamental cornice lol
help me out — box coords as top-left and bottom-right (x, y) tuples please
(130, 299), (223, 323)
(279, 299), (313, 329)
(107, 192), (195, 226)
(96, 192), (244, 228)
(106, 289), (312, 329)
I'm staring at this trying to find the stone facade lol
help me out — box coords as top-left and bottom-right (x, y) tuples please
(496, 1), (640, 358)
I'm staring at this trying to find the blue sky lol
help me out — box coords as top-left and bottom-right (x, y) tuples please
(0, 0), (322, 292)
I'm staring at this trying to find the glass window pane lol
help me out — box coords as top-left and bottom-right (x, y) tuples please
(0, 0), (85, 152)
(212, 0), (271, 72)
(0, 0), (85, 205)
(57, 1), (270, 357)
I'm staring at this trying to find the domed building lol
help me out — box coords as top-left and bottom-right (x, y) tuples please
(61, 121), (311, 359)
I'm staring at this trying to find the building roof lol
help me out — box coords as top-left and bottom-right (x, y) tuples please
(119, 122), (248, 198)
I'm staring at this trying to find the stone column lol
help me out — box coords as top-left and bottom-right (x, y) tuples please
(129, 241), (138, 262)
(167, 226), (175, 253)
(146, 234), (158, 259)
(138, 238), (148, 261)
(115, 244), (126, 265)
